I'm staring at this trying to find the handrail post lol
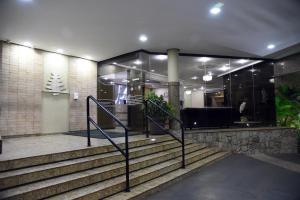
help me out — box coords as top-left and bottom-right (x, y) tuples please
(86, 97), (91, 147)
(144, 100), (149, 138)
(125, 129), (130, 192)
(181, 125), (185, 168)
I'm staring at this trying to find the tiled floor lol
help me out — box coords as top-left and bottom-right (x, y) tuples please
(0, 134), (149, 161)
(145, 154), (300, 200)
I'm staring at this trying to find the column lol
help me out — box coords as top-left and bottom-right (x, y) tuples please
(167, 48), (180, 130)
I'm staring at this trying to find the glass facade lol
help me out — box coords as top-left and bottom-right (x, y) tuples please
(98, 51), (277, 130)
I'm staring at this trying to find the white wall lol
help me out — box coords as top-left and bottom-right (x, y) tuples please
(41, 53), (69, 133)
(154, 88), (168, 101)
(184, 90), (204, 108)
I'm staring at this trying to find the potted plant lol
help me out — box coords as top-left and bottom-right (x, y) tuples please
(145, 91), (175, 134)
(275, 85), (300, 153)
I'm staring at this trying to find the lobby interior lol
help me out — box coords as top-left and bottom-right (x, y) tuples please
(0, 0), (300, 200)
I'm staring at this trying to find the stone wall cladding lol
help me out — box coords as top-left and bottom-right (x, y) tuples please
(69, 58), (97, 131)
(184, 128), (297, 154)
(0, 43), (43, 136)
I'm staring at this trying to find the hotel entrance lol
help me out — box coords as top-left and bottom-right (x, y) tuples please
(97, 56), (146, 133)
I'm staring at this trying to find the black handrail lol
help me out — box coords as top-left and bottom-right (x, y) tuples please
(144, 99), (185, 168)
(87, 95), (130, 192)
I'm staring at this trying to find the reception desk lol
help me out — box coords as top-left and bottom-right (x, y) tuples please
(181, 107), (240, 129)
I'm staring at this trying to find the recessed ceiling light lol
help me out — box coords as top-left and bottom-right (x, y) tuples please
(56, 49), (64, 54)
(197, 57), (211, 62)
(150, 138), (156, 142)
(219, 66), (230, 71)
(139, 35), (148, 42)
(191, 76), (198, 80)
(267, 44), (275, 49)
(132, 66), (137, 69)
(85, 55), (92, 60)
(185, 90), (192, 95)
(183, 86), (187, 89)
(236, 59), (248, 64)
(154, 55), (168, 60)
(133, 60), (142, 65)
(210, 3), (224, 15)
(150, 69), (155, 72)
(113, 62), (117, 65)
(23, 41), (33, 48)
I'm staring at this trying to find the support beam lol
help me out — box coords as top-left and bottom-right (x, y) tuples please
(167, 49), (180, 130)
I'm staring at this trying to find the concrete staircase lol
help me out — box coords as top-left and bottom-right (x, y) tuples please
(0, 135), (229, 200)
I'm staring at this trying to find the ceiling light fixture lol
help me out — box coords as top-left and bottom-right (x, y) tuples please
(185, 90), (192, 95)
(219, 66), (231, 71)
(154, 55), (168, 60)
(113, 62), (117, 65)
(191, 76), (198, 80)
(236, 59), (248, 64)
(210, 2), (224, 15)
(139, 35), (148, 42)
(23, 41), (33, 48)
(132, 66), (137, 69)
(56, 49), (64, 54)
(203, 74), (212, 82)
(197, 57), (211, 62)
(267, 44), (275, 49)
(133, 60), (142, 65)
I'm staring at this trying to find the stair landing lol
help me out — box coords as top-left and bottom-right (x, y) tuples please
(0, 134), (149, 161)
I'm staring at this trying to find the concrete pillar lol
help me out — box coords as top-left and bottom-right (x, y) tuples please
(167, 49), (180, 130)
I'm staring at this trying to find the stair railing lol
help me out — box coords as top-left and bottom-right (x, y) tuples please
(144, 99), (185, 168)
(87, 95), (130, 192)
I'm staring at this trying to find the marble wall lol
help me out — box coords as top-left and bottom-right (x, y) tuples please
(0, 42), (97, 136)
(0, 42), (43, 136)
(69, 58), (97, 131)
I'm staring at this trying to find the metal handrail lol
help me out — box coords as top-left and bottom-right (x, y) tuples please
(87, 95), (130, 192)
(144, 99), (185, 168)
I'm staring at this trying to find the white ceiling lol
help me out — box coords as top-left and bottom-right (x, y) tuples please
(1, 0), (300, 61)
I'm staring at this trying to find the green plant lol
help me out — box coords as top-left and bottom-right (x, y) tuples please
(275, 85), (300, 138)
(145, 91), (175, 122)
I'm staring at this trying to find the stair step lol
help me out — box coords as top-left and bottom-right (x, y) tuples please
(105, 151), (230, 200)
(43, 147), (220, 200)
(0, 139), (197, 189)
(0, 144), (207, 200)
(0, 135), (173, 172)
